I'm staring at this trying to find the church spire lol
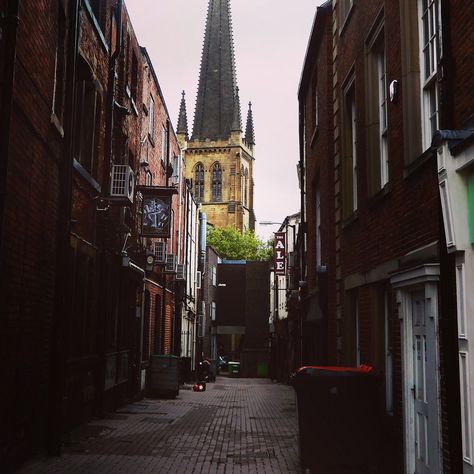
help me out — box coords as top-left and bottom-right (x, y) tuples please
(177, 90), (189, 139)
(245, 102), (255, 145)
(231, 86), (242, 132)
(192, 0), (239, 141)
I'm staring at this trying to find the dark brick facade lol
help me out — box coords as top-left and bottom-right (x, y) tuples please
(299, 0), (469, 472)
(0, 0), (185, 469)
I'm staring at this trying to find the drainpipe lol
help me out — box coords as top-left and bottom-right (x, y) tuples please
(0, 0), (20, 263)
(298, 99), (306, 368)
(49, 0), (80, 456)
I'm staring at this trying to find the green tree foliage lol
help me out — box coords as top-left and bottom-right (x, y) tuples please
(207, 227), (273, 261)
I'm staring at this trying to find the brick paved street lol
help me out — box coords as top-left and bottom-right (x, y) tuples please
(19, 378), (299, 474)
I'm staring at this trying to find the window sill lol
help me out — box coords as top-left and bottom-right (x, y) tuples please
(367, 182), (391, 209)
(73, 159), (101, 195)
(82, 0), (109, 54)
(403, 147), (436, 179)
(310, 126), (319, 148)
(342, 209), (359, 230)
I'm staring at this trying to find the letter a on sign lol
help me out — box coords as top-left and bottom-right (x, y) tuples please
(274, 232), (286, 276)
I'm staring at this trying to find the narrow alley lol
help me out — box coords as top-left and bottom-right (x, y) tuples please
(19, 378), (299, 474)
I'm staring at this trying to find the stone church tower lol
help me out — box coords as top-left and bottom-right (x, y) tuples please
(177, 0), (256, 233)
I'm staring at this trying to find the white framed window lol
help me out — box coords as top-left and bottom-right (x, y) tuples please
(418, 0), (441, 150)
(148, 95), (155, 140)
(212, 266), (217, 286)
(211, 301), (216, 321)
(343, 77), (357, 217)
(161, 126), (166, 162)
(377, 50), (389, 187)
(145, 171), (152, 186)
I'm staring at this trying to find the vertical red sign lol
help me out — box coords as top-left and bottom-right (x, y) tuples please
(274, 232), (286, 275)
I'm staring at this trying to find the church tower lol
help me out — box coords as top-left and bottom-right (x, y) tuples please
(178, 0), (256, 233)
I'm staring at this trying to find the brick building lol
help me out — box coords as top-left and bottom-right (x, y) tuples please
(0, 0), (64, 467)
(0, 0), (201, 469)
(297, 0), (472, 472)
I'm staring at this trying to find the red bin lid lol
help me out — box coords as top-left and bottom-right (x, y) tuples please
(296, 364), (373, 374)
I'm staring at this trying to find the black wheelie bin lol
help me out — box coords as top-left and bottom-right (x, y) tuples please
(291, 365), (378, 474)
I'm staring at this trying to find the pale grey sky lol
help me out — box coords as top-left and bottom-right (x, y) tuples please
(126, 0), (324, 241)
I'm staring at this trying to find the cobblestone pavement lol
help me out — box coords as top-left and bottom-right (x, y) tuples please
(19, 377), (299, 474)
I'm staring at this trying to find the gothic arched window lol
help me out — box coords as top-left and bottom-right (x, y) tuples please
(240, 165), (245, 205)
(195, 163), (204, 201)
(244, 169), (249, 207)
(212, 162), (222, 201)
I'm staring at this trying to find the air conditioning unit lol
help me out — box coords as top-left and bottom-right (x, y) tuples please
(110, 164), (135, 203)
(176, 263), (185, 280)
(196, 271), (202, 289)
(165, 254), (176, 273)
(154, 241), (167, 264)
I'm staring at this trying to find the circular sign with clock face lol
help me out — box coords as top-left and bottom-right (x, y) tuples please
(146, 254), (155, 266)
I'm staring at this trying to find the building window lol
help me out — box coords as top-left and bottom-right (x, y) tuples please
(195, 163), (204, 201)
(313, 83), (319, 130)
(342, 78), (357, 216)
(212, 162), (222, 201)
(74, 57), (101, 177)
(212, 266), (217, 286)
(241, 165), (245, 205)
(211, 301), (216, 321)
(172, 154), (180, 185)
(148, 95), (155, 141)
(145, 171), (152, 186)
(131, 51), (138, 104)
(161, 126), (166, 163)
(315, 183), (321, 268)
(244, 169), (249, 207)
(366, 23), (388, 195)
(419, 0), (441, 150)
(89, 0), (102, 28)
(339, 0), (353, 30)
(52, 1), (67, 125)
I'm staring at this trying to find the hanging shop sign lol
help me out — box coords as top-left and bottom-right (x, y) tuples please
(274, 232), (286, 276)
(139, 186), (177, 238)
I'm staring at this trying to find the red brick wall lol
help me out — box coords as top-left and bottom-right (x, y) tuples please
(0, 0), (61, 466)
(447, 0), (474, 129)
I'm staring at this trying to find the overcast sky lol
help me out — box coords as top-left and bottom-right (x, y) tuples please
(126, 0), (324, 241)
